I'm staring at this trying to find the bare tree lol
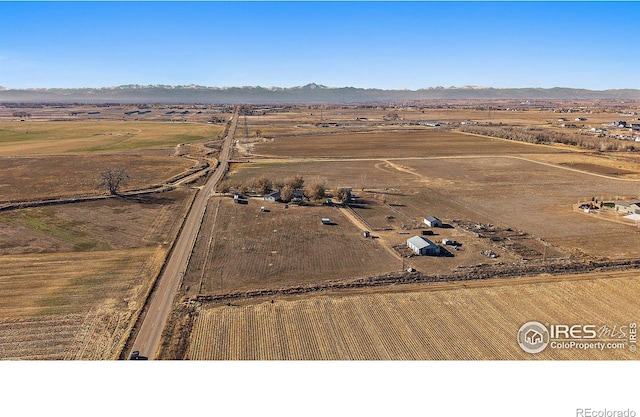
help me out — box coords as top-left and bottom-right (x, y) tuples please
(252, 175), (273, 195)
(218, 180), (231, 194)
(99, 168), (129, 195)
(306, 178), (327, 200)
(272, 179), (285, 191)
(336, 187), (352, 203)
(284, 175), (304, 191)
(280, 185), (294, 203)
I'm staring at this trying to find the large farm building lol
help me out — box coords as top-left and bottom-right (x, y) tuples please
(407, 236), (440, 256)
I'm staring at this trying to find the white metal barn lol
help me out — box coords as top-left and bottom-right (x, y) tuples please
(423, 216), (442, 227)
(407, 236), (440, 256)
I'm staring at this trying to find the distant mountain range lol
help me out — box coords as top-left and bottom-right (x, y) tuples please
(1, 83), (639, 104)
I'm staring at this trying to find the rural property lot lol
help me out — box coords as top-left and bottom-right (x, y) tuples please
(0, 121), (223, 155)
(0, 248), (165, 359)
(186, 270), (638, 360)
(251, 129), (562, 159)
(398, 156), (640, 258)
(0, 169), (196, 358)
(182, 197), (399, 298)
(0, 153), (194, 201)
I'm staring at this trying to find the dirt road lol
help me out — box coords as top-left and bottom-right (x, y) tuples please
(128, 108), (238, 359)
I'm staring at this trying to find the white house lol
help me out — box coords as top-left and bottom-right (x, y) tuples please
(423, 216), (442, 228)
(264, 190), (281, 202)
(407, 236), (440, 256)
(614, 201), (640, 214)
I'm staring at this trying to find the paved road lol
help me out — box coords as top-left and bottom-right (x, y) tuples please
(129, 108), (238, 359)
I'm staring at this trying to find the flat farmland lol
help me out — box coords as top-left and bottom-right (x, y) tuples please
(0, 248), (165, 359)
(228, 130), (640, 261)
(227, 159), (411, 191)
(0, 153), (194, 201)
(0, 189), (194, 359)
(186, 270), (639, 360)
(252, 129), (564, 158)
(397, 156), (640, 258)
(0, 189), (195, 254)
(0, 121), (223, 155)
(181, 197), (398, 298)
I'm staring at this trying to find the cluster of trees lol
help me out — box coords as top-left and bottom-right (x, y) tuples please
(460, 125), (639, 152)
(218, 175), (329, 202)
(12, 111), (31, 120)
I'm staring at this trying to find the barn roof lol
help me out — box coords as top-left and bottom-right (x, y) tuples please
(407, 236), (436, 249)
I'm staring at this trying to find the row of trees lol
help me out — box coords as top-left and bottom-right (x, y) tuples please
(460, 125), (640, 152)
(218, 175), (332, 202)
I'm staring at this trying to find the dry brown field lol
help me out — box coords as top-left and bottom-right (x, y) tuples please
(0, 189), (195, 359)
(227, 159), (410, 190)
(0, 104), (231, 124)
(396, 156), (640, 258)
(0, 189), (194, 254)
(251, 129), (564, 158)
(186, 270), (639, 360)
(0, 120), (223, 155)
(243, 104), (640, 139)
(0, 248), (165, 359)
(225, 159), (639, 262)
(228, 121), (640, 263)
(0, 152), (195, 202)
(181, 197), (399, 298)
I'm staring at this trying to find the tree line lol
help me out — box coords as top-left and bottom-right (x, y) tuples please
(460, 124), (640, 152)
(218, 175), (352, 203)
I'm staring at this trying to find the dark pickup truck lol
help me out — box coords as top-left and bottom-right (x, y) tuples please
(129, 351), (148, 360)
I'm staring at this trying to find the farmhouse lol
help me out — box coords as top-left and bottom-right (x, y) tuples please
(407, 236), (440, 256)
(264, 190), (281, 202)
(614, 201), (640, 214)
(423, 216), (442, 227)
(292, 190), (305, 202)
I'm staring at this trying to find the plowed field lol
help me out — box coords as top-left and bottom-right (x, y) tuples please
(186, 270), (639, 360)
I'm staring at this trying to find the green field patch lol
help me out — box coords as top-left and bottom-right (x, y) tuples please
(2, 208), (109, 251)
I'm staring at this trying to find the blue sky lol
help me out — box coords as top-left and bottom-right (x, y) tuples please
(0, 1), (638, 90)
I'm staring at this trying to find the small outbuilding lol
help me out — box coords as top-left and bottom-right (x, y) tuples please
(423, 216), (442, 228)
(321, 218), (331, 225)
(407, 236), (440, 256)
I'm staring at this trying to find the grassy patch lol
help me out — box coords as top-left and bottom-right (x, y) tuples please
(8, 209), (108, 251)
